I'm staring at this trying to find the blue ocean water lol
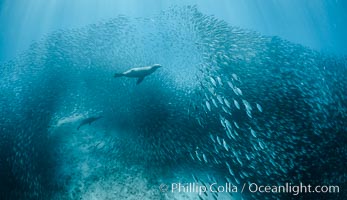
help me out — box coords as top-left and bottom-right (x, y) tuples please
(0, 1), (346, 200)
(1, 0), (347, 63)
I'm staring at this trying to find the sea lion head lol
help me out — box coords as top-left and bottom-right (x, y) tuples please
(152, 64), (162, 69)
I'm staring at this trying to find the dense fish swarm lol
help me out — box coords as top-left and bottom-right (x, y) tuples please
(0, 5), (346, 200)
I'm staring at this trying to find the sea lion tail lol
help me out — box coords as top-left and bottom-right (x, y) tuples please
(114, 73), (124, 78)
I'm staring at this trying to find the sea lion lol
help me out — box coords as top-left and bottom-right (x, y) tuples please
(77, 116), (103, 130)
(114, 64), (162, 85)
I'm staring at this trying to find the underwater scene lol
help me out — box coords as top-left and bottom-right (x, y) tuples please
(0, 1), (346, 200)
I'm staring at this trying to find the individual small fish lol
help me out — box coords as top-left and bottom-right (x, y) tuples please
(192, 174), (199, 183)
(216, 76), (223, 86)
(235, 87), (243, 95)
(233, 121), (239, 129)
(227, 81), (234, 89)
(222, 139), (228, 151)
(189, 152), (195, 160)
(210, 77), (217, 87)
(231, 73), (239, 81)
(250, 128), (257, 138)
(216, 136), (221, 146)
(209, 133), (216, 143)
(224, 98), (231, 108)
(196, 150), (202, 162)
(219, 115), (226, 128)
(216, 95), (224, 104)
(258, 141), (264, 149)
(211, 98), (218, 108)
(246, 110), (252, 118)
(233, 99), (240, 109)
(222, 106), (229, 114)
(256, 103), (263, 112)
(236, 156), (243, 166)
(225, 162), (234, 176)
(203, 154), (208, 163)
(205, 100), (211, 112)
(224, 119), (232, 130)
(242, 99), (252, 110)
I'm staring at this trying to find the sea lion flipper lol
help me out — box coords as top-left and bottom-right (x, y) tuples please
(136, 77), (144, 85)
